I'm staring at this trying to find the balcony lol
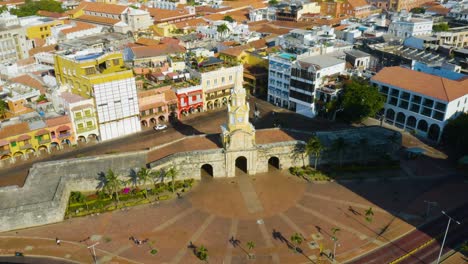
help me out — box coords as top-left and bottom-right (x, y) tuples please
(77, 126), (97, 134)
(74, 114), (94, 121)
(19, 144), (33, 150)
(0, 149), (11, 156)
(38, 139), (51, 144)
(58, 132), (71, 139)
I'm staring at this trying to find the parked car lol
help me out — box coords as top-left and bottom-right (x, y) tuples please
(153, 124), (167, 131)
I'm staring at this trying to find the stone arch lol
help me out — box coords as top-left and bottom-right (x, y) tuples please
(406, 116), (417, 128)
(1, 154), (11, 160)
(207, 101), (213, 110)
(214, 99), (220, 108)
(150, 118), (157, 124)
(396, 112), (406, 125)
(222, 97), (228, 105)
(385, 108), (395, 123)
(428, 123), (441, 141)
(417, 119), (428, 132)
(201, 164), (214, 178)
(268, 156), (280, 170)
(38, 145), (48, 152)
(13, 151), (23, 157)
(88, 134), (99, 141)
(197, 105), (203, 112)
(189, 107), (195, 114)
(26, 148), (35, 154)
(158, 115), (166, 122)
(61, 139), (71, 146)
(141, 120), (148, 127)
(235, 156), (247, 174)
(50, 142), (60, 149)
(78, 135), (87, 142)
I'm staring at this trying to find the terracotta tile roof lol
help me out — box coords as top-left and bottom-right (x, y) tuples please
(45, 115), (71, 127)
(334, 24), (350, 31)
(28, 45), (57, 57)
(37, 10), (67, 19)
(133, 67), (152, 75)
(270, 20), (312, 29)
(61, 92), (85, 104)
(220, 39), (266, 57)
(130, 44), (185, 58)
(426, 5), (449, 15)
(16, 57), (35, 66)
(0, 122), (30, 140)
(173, 18), (208, 29)
(203, 13), (225, 21)
(195, 6), (232, 14)
(371, 66), (468, 102)
(135, 37), (160, 46)
(145, 7), (193, 22)
(347, 0), (370, 8)
(0, 0), (24, 6)
(74, 14), (120, 25)
(33, 38), (46, 48)
(222, 0), (266, 9)
(82, 2), (128, 15)
(61, 22), (96, 35)
(164, 89), (177, 102)
(249, 24), (292, 35)
(10, 74), (46, 94)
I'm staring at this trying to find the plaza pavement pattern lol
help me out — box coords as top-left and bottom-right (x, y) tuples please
(0, 169), (466, 264)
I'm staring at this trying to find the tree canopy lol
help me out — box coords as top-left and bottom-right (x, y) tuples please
(223, 15), (234, 23)
(268, 0), (279, 6)
(443, 112), (468, 156)
(340, 79), (384, 123)
(10, 0), (64, 17)
(433, 23), (450, 32)
(410, 7), (425, 14)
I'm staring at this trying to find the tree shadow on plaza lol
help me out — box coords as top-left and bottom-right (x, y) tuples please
(271, 229), (316, 263)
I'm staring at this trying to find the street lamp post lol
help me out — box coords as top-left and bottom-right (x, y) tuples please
(423, 200), (437, 219)
(332, 239), (340, 262)
(436, 211), (461, 264)
(87, 242), (99, 264)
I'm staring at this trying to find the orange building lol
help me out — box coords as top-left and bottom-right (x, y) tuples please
(45, 116), (75, 148)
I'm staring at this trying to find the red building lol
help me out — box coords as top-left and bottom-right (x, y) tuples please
(174, 85), (203, 117)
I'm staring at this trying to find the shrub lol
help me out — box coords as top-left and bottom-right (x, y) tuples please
(150, 249), (158, 255)
(159, 195), (170, 200)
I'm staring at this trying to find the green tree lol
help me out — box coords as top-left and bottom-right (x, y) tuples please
(11, 0), (64, 17)
(166, 167), (178, 193)
(306, 136), (324, 169)
(410, 7), (425, 14)
(331, 227), (340, 241)
(341, 79), (385, 123)
(217, 23), (230, 39)
(247, 241), (255, 250)
(0, 99), (8, 119)
(197, 245), (208, 261)
(102, 169), (122, 204)
(365, 207), (374, 223)
(268, 0), (279, 5)
(332, 137), (347, 167)
(433, 23), (450, 32)
(137, 167), (154, 199)
(443, 112), (468, 156)
(223, 15), (234, 23)
(290, 232), (304, 247)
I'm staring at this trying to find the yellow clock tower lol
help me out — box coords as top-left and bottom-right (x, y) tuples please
(221, 71), (255, 150)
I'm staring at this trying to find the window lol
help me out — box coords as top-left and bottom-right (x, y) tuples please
(222, 77), (225, 83)
(84, 110), (91, 116)
(435, 102), (446, 112)
(411, 95), (421, 104)
(75, 112), (82, 118)
(86, 121), (93, 127)
(229, 75), (232, 81)
(113, 59), (119, 65)
(36, 135), (43, 141)
(206, 80), (210, 86)
(77, 123), (84, 128)
(85, 67), (95, 75)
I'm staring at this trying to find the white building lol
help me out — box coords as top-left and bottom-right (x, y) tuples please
(196, 21), (250, 41)
(0, 11), (29, 64)
(289, 55), (345, 118)
(268, 53), (294, 108)
(388, 12), (433, 38)
(371, 66), (468, 142)
(93, 78), (141, 141)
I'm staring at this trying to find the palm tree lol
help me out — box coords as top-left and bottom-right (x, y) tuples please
(0, 99), (8, 119)
(331, 227), (340, 241)
(137, 167), (154, 199)
(247, 241), (255, 250)
(290, 232), (304, 248)
(103, 169), (123, 204)
(365, 207), (374, 223)
(197, 245), (208, 261)
(332, 137), (347, 167)
(166, 166), (178, 193)
(306, 136), (324, 169)
(216, 23), (229, 40)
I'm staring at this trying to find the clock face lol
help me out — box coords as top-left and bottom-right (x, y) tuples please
(237, 116), (243, 123)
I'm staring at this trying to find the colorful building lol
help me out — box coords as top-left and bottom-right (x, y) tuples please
(54, 50), (141, 141)
(45, 115), (75, 147)
(138, 86), (178, 127)
(18, 16), (64, 45)
(61, 92), (100, 143)
(173, 84), (204, 117)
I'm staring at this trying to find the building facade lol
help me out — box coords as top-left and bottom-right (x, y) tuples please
(138, 86), (178, 127)
(174, 84), (203, 117)
(54, 50), (141, 141)
(388, 13), (433, 38)
(0, 12), (29, 64)
(268, 53), (293, 108)
(371, 66), (468, 141)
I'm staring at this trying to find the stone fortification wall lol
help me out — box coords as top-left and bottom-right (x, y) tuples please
(0, 151), (147, 232)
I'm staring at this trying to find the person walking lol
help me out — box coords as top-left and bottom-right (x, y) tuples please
(56, 238), (61, 246)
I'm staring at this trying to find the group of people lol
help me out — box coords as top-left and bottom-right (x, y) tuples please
(129, 236), (148, 245)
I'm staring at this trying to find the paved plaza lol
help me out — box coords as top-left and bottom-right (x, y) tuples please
(1, 168), (466, 264)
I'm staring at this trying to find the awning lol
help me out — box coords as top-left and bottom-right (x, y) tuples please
(0, 139), (9, 146)
(18, 134), (31, 141)
(57, 125), (70, 132)
(35, 129), (50, 136)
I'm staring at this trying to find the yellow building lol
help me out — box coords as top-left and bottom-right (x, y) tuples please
(152, 23), (178, 37)
(54, 51), (133, 98)
(19, 16), (64, 41)
(0, 122), (52, 160)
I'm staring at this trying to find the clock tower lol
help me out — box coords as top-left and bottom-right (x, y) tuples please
(221, 70), (255, 150)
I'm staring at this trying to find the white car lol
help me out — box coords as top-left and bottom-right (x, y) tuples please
(153, 124), (167, 131)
